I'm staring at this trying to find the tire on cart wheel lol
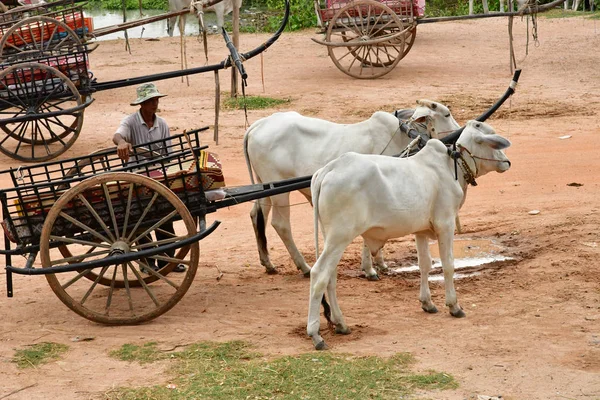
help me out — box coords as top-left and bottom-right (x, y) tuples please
(0, 16), (83, 62)
(326, 0), (408, 79)
(40, 172), (200, 325)
(0, 62), (84, 162)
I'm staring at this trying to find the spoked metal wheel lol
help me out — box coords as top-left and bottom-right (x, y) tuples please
(0, 16), (83, 62)
(0, 62), (84, 162)
(326, 0), (406, 79)
(40, 172), (199, 325)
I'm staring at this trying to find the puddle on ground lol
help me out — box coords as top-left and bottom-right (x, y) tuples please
(389, 238), (513, 281)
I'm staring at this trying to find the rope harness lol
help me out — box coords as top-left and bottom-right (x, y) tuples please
(447, 144), (479, 186)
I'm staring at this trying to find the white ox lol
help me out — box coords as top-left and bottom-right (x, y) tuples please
(167, 0), (242, 37)
(243, 100), (460, 278)
(307, 121), (511, 350)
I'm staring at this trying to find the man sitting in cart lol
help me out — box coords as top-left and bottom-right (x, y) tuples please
(112, 82), (186, 273)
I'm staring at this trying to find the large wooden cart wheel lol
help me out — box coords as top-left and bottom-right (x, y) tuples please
(40, 172), (200, 325)
(402, 26), (417, 59)
(0, 62), (84, 162)
(0, 16), (83, 62)
(58, 148), (181, 288)
(326, 0), (407, 79)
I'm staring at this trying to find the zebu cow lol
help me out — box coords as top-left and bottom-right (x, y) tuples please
(167, 0), (242, 37)
(308, 121), (511, 350)
(244, 100), (460, 278)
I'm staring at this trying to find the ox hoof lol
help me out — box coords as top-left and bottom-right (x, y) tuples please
(265, 267), (279, 275)
(450, 308), (466, 318)
(335, 325), (351, 335)
(315, 340), (328, 351)
(366, 274), (380, 281)
(422, 304), (439, 314)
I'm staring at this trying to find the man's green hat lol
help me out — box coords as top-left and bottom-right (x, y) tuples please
(131, 83), (167, 106)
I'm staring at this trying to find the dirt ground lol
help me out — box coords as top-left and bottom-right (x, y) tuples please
(0, 13), (599, 400)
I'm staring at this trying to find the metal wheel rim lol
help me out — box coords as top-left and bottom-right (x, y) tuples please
(0, 62), (83, 162)
(40, 172), (200, 325)
(326, 0), (405, 79)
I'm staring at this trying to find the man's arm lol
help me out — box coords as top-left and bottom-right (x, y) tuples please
(113, 132), (133, 162)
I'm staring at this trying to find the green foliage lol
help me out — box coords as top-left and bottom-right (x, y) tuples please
(86, 0), (168, 11)
(12, 342), (69, 369)
(264, 0), (317, 31)
(106, 340), (458, 399)
(222, 94), (291, 110)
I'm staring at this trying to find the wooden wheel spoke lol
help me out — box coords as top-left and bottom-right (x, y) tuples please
(51, 248), (110, 266)
(121, 263), (134, 312)
(133, 259), (180, 289)
(0, 120), (25, 145)
(80, 265), (110, 305)
(149, 254), (189, 266)
(44, 23), (60, 52)
(58, 211), (112, 244)
(102, 183), (120, 239)
(130, 210), (178, 245)
(104, 267), (119, 314)
(131, 234), (184, 250)
(127, 262), (160, 307)
(37, 117), (70, 146)
(126, 192), (159, 242)
(74, 194), (116, 242)
(122, 185), (134, 238)
(60, 267), (94, 290)
(13, 120), (29, 154)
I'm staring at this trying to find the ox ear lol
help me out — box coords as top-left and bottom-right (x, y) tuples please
(394, 108), (415, 121)
(474, 134), (511, 150)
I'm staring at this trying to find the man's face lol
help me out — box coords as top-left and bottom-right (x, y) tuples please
(140, 97), (159, 114)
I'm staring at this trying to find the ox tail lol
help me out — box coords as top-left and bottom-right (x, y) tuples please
(243, 123), (256, 185)
(311, 168), (333, 324)
(311, 168), (325, 259)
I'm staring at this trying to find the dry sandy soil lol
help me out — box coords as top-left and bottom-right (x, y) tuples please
(0, 12), (599, 400)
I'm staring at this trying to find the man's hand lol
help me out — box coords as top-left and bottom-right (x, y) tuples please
(117, 140), (133, 162)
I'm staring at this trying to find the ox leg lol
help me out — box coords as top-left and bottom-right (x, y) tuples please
(326, 264), (350, 335)
(167, 16), (176, 36)
(250, 198), (277, 274)
(373, 248), (388, 273)
(437, 228), (465, 318)
(415, 234), (438, 313)
(308, 245), (346, 350)
(361, 243), (379, 281)
(482, 0), (490, 13)
(469, 0), (474, 14)
(271, 193), (311, 276)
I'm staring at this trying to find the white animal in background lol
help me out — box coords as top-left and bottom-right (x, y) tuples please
(167, 0), (242, 37)
(307, 121), (511, 350)
(243, 100), (460, 278)
(469, 0), (527, 14)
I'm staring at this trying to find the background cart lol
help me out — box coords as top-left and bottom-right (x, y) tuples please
(313, 0), (566, 78)
(0, 0), (289, 162)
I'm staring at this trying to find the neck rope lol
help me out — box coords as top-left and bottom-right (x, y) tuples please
(447, 143), (478, 187)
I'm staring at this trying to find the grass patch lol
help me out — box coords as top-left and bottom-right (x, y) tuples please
(110, 342), (169, 364)
(107, 340), (457, 399)
(222, 94), (291, 110)
(12, 342), (69, 369)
